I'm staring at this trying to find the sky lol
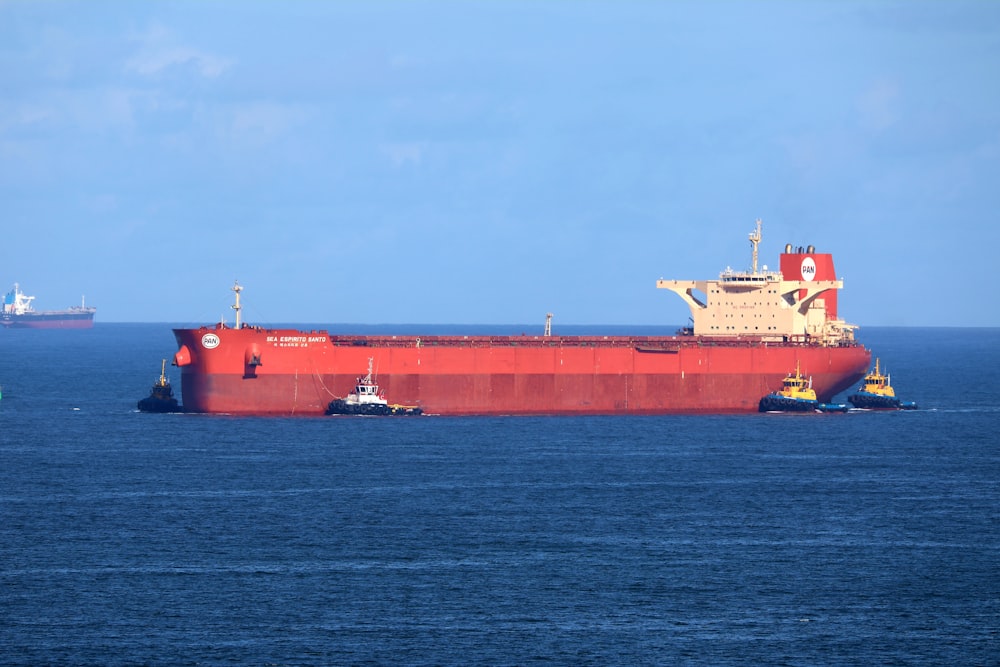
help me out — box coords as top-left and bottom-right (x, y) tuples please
(2, 1), (998, 327)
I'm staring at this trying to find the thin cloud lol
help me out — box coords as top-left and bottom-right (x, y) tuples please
(381, 142), (426, 167)
(125, 24), (234, 78)
(856, 79), (900, 132)
(0, 104), (55, 130)
(229, 102), (310, 146)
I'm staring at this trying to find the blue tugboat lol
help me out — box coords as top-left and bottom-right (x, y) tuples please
(759, 363), (847, 413)
(848, 359), (917, 410)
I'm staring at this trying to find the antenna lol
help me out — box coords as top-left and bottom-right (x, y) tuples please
(231, 280), (243, 329)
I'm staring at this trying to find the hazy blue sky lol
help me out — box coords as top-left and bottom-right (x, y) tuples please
(2, 1), (998, 327)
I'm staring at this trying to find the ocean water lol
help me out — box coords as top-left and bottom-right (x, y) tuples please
(1, 324), (998, 665)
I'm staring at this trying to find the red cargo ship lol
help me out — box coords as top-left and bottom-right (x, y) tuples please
(172, 220), (871, 415)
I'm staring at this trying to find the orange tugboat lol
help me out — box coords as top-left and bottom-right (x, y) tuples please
(848, 359), (917, 410)
(171, 220), (871, 415)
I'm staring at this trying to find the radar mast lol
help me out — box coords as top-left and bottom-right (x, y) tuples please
(231, 281), (243, 329)
(749, 218), (762, 274)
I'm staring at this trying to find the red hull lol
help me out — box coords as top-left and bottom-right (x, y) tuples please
(173, 327), (870, 415)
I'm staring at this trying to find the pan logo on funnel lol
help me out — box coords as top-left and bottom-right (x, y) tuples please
(800, 257), (816, 282)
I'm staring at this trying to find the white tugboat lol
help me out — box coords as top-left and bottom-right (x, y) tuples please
(325, 358), (423, 416)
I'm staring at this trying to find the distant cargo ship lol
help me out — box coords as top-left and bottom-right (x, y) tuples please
(171, 220), (871, 415)
(1, 283), (96, 329)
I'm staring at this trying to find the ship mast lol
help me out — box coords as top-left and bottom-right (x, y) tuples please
(231, 281), (243, 329)
(544, 312), (553, 337)
(749, 218), (762, 274)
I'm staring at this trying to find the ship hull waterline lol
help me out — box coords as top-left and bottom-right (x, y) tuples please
(0, 311), (94, 329)
(1, 312), (95, 329)
(173, 327), (871, 416)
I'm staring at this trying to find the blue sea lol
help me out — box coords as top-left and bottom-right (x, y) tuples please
(1, 324), (998, 665)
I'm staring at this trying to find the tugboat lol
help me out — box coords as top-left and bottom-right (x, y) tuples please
(759, 363), (847, 413)
(326, 358), (423, 416)
(848, 359), (917, 410)
(137, 359), (181, 413)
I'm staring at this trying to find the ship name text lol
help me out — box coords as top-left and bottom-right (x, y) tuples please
(267, 335), (329, 345)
